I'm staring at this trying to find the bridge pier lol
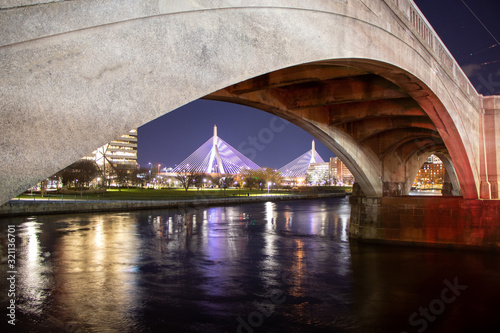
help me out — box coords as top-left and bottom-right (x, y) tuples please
(480, 96), (500, 199)
(349, 184), (500, 250)
(382, 182), (407, 197)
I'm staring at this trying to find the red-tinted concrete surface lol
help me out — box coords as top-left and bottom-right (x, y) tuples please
(349, 195), (500, 250)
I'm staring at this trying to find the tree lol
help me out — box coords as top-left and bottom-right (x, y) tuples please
(175, 169), (198, 192)
(265, 168), (283, 189)
(135, 167), (151, 188)
(220, 176), (234, 194)
(115, 167), (130, 190)
(241, 169), (261, 190)
(128, 168), (143, 187)
(241, 168), (282, 191)
(212, 175), (234, 194)
(39, 179), (48, 198)
(60, 160), (100, 189)
(193, 173), (206, 191)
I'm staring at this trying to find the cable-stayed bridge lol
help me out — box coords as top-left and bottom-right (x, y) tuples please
(172, 125), (260, 174)
(279, 141), (324, 178)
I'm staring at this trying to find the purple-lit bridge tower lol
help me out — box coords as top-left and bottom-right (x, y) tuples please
(279, 140), (324, 179)
(172, 125), (260, 174)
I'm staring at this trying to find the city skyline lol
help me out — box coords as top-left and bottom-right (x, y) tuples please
(138, 101), (334, 170)
(137, 0), (500, 169)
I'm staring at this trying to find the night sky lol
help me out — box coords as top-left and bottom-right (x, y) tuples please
(138, 0), (500, 170)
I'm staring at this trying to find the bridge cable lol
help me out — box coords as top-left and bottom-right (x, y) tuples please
(460, 0), (500, 45)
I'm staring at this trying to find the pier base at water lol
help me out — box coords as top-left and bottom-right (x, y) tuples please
(349, 188), (500, 250)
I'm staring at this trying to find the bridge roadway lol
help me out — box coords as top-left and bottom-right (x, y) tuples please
(1, 0), (499, 248)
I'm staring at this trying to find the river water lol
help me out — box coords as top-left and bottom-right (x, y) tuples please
(1, 197), (500, 332)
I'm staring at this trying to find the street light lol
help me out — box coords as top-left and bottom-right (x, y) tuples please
(267, 181), (271, 194)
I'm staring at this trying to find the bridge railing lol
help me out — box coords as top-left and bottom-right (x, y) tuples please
(386, 0), (475, 98)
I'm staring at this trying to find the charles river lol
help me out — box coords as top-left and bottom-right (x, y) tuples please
(2, 197), (500, 332)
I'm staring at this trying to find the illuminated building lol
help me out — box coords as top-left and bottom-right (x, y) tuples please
(305, 157), (355, 186)
(84, 129), (138, 186)
(83, 129), (138, 170)
(279, 141), (354, 186)
(328, 157), (355, 185)
(413, 155), (445, 189)
(305, 162), (330, 185)
(279, 140), (324, 184)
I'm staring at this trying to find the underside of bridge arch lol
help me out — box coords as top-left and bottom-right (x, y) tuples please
(205, 60), (463, 197)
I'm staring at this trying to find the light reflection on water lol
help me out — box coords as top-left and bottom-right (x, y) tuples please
(1, 197), (500, 332)
(17, 219), (51, 316)
(48, 215), (141, 331)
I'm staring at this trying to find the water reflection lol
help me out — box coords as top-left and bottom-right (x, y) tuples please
(17, 219), (51, 316)
(47, 215), (141, 331)
(1, 197), (500, 332)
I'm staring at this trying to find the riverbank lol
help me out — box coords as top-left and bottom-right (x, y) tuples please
(0, 192), (346, 217)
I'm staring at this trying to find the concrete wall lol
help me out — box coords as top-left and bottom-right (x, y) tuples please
(349, 195), (500, 249)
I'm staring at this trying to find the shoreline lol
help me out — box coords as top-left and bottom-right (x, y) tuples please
(0, 192), (346, 217)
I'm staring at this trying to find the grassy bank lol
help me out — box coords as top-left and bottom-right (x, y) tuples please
(2, 191), (348, 217)
(14, 187), (351, 202)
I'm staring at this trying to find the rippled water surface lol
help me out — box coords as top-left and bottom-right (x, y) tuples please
(1, 197), (500, 332)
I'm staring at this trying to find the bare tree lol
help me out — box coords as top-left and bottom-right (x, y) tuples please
(193, 173), (207, 191)
(115, 167), (130, 190)
(128, 168), (143, 187)
(219, 175), (234, 194)
(39, 179), (48, 198)
(60, 160), (100, 190)
(175, 169), (198, 192)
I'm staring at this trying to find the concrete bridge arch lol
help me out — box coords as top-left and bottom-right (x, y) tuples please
(0, 0), (496, 205)
(205, 58), (467, 199)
